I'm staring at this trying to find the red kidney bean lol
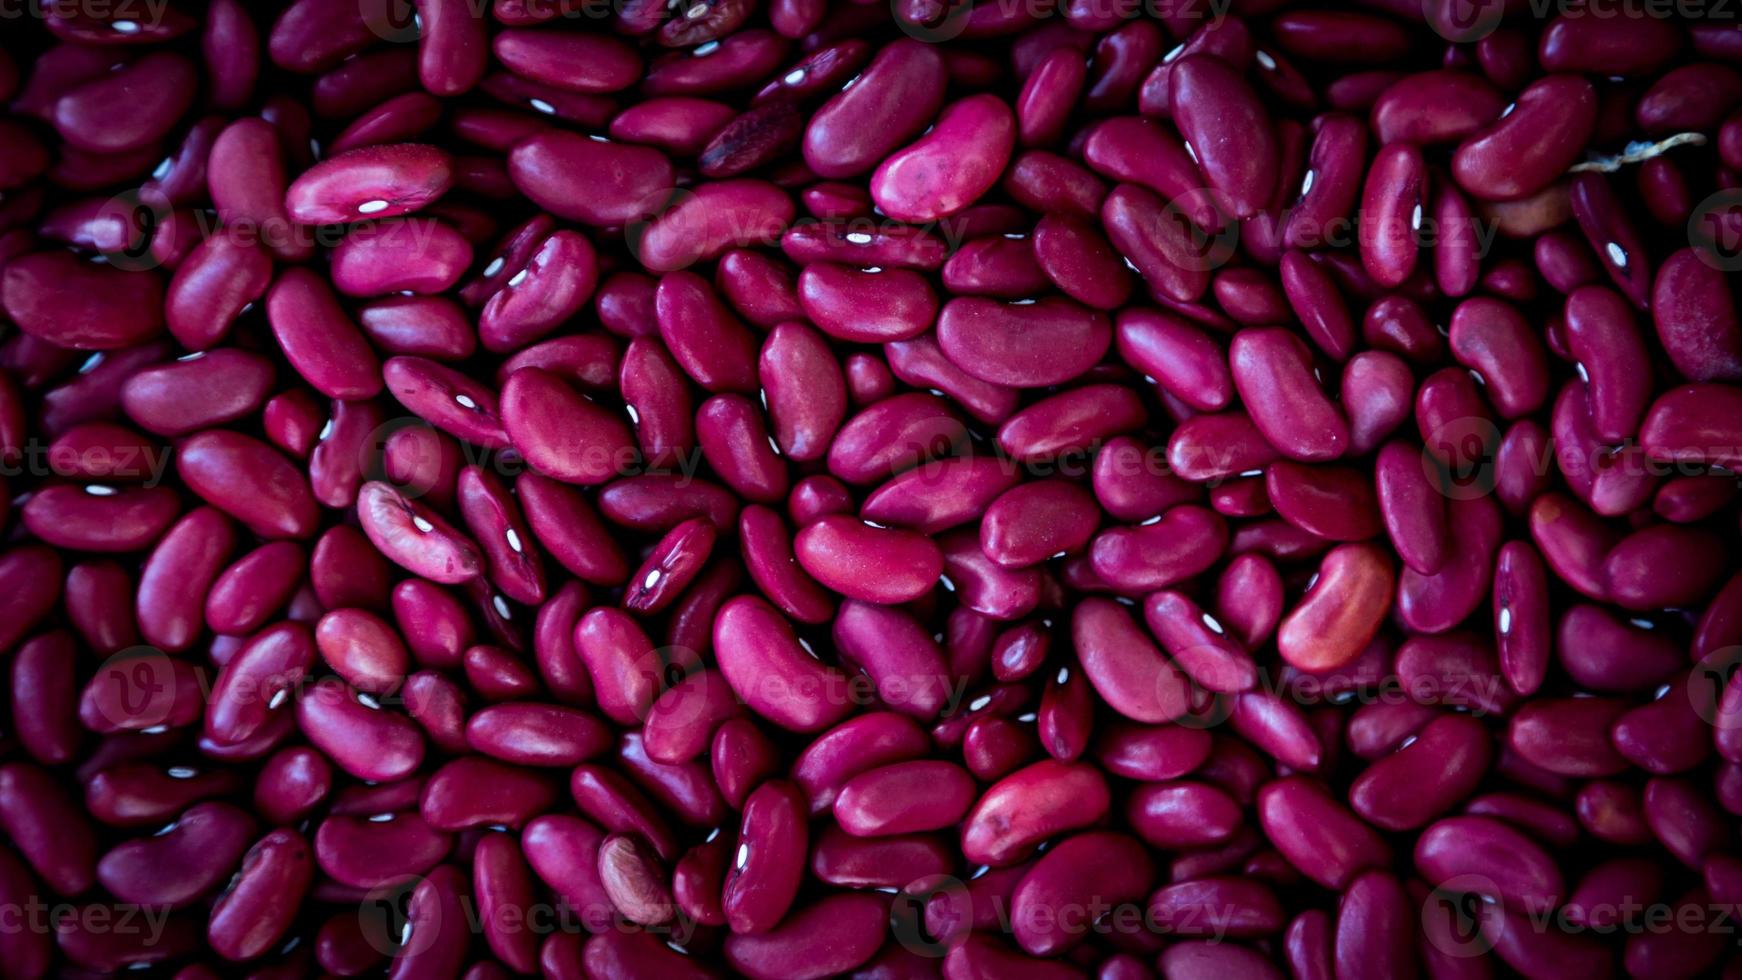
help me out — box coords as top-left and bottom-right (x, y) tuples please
(356, 480), (483, 584)
(1087, 505), (1226, 596)
(97, 800), (255, 908)
(833, 600), (952, 719)
(1, 251), (166, 351)
(697, 393), (787, 502)
(507, 129), (673, 229)
(794, 514), (943, 605)
(799, 263), (939, 344)
(133, 506), (234, 652)
(1231, 327), (1350, 461)
(1280, 250), (1357, 361)
(519, 812), (615, 928)
(11, 631), (81, 765)
(422, 755), (559, 830)
(1168, 55), (1275, 219)
(996, 383), (1146, 467)
(1114, 307), (1231, 411)
(1141, 590), (1257, 693)
(165, 234), (273, 351)
(636, 178), (795, 274)
(0, 762), (97, 895)
(295, 677), (425, 782)
(284, 143), (453, 225)
(803, 40), (946, 178)
(936, 296), (1113, 390)
(713, 595), (854, 733)
(500, 367), (636, 486)
(1274, 542), (1394, 673)
(1350, 714), (1491, 831)
(1652, 248), (1742, 383)
(979, 479), (1098, 569)
(1101, 182), (1216, 303)
(653, 270), (760, 393)
(723, 779), (807, 933)
(1453, 75), (1597, 201)
(1258, 777), (1391, 890)
(834, 760), (974, 836)
(572, 607), (663, 727)
(21, 482), (178, 553)
(1359, 143), (1426, 289)
(1415, 814), (1564, 913)
(961, 759), (1110, 867)
(1372, 71), (1506, 146)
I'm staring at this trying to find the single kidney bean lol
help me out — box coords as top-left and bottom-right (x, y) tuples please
(1257, 777), (1391, 890)
(1168, 55), (1275, 219)
(1, 251), (166, 351)
(961, 760), (1110, 867)
(1452, 75), (1597, 201)
(1651, 249), (1742, 383)
(1231, 327), (1350, 461)
(723, 779), (807, 934)
(794, 515), (942, 605)
(0, 762), (97, 895)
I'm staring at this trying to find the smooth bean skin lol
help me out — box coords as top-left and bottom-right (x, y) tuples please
(803, 39), (947, 179)
(960, 760), (1111, 867)
(794, 515), (943, 605)
(1073, 598), (1192, 723)
(834, 761), (975, 837)
(872, 94), (1015, 223)
(1414, 815), (1565, 912)
(1005, 831), (1153, 956)
(1651, 248), (1742, 383)
(713, 596), (854, 733)
(1169, 55), (1275, 218)
(508, 129), (675, 227)
(1372, 71), (1506, 145)
(725, 891), (886, 979)
(1, 251), (165, 350)
(1088, 505), (1227, 594)
(723, 779), (808, 934)
(1350, 715), (1491, 831)
(1276, 543), (1395, 673)
(206, 830), (313, 962)
(0, 763), (97, 895)
(937, 297), (1113, 389)
(1452, 75), (1597, 201)
(1231, 327), (1350, 461)
(1258, 777), (1391, 890)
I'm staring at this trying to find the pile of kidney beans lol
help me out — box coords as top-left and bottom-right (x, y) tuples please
(3, 0), (1742, 976)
